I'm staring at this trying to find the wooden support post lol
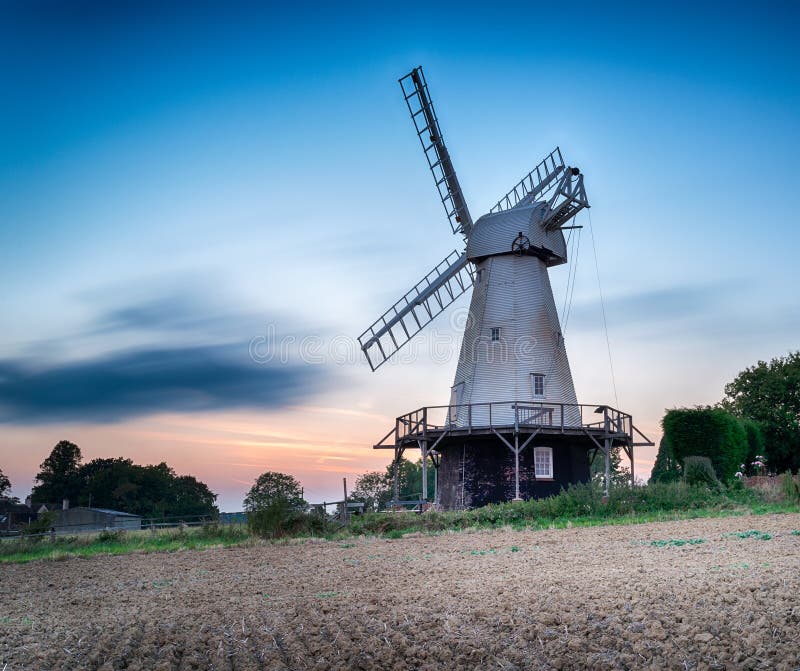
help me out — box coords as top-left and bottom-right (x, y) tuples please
(393, 447), (400, 507)
(630, 445), (635, 486)
(513, 433), (521, 501)
(341, 478), (348, 524)
(433, 461), (438, 505)
(421, 441), (428, 502)
(421, 408), (428, 503)
(603, 409), (611, 499)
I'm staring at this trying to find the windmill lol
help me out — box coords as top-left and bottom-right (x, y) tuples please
(359, 67), (651, 509)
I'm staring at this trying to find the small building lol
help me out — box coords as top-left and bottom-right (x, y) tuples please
(53, 507), (142, 535)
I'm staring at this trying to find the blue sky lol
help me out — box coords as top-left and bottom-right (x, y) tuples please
(1, 1), (798, 509)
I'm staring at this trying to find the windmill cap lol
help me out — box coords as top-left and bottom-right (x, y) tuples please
(467, 202), (568, 267)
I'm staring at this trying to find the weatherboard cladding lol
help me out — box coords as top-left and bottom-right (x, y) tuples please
(449, 252), (579, 427)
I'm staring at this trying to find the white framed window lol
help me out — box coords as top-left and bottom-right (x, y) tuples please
(531, 373), (545, 397)
(490, 327), (500, 341)
(534, 447), (553, 479)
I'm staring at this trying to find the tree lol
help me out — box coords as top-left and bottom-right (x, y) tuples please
(244, 472), (305, 511)
(590, 446), (631, 486)
(169, 474), (218, 517)
(350, 457), (436, 511)
(0, 466), (12, 499)
(741, 419), (766, 473)
(350, 470), (391, 512)
(723, 352), (800, 473)
(661, 407), (747, 481)
(32, 440), (83, 504)
(77, 458), (218, 518)
(649, 435), (681, 483)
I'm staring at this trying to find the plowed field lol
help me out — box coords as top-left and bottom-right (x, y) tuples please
(2, 514), (800, 670)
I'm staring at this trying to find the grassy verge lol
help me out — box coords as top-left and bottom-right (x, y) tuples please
(347, 482), (799, 538)
(2, 483), (798, 563)
(0, 524), (251, 564)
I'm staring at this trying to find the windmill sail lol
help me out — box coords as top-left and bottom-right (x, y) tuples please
(541, 168), (589, 231)
(399, 67), (473, 237)
(490, 147), (589, 230)
(358, 251), (473, 371)
(490, 148), (566, 214)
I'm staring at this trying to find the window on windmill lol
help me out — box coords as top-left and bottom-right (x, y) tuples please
(476, 269), (484, 283)
(534, 447), (553, 479)
(531, 373), (545, 397)
(490, 327), (500, 341)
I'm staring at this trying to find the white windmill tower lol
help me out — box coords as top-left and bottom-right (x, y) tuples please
(359, 67), (649, 508)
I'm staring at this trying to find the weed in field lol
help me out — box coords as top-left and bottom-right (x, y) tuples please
(791, 530), (800, 536)
(510, 546), (520, 552)
(339, 543), (355, 548)
(647, 538), (705, 547)
(314, 591), (342, 599)
(722, 530), (772, 541)
(469, 549), (497, 556)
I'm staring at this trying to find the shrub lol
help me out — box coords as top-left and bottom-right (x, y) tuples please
(683, 456), (720, 490)
(96, 529), (126, 543)
(247, 502), (328, 539)
(21, 511), (56, 537)
(779, 471), (800, 503)
(662, 407), (747, 481)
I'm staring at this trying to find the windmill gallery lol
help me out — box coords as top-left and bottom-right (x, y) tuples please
(358, 67), (652, 510)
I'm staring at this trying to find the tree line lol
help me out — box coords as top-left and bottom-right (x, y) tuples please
(3, 440), (218, 518)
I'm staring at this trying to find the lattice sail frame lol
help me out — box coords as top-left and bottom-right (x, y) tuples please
(399, 68), (473, 238)
(358, 251), (473, 371)
(490, 146), (589, 229)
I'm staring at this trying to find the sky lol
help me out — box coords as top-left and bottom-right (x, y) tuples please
(1, 1), (798, 510)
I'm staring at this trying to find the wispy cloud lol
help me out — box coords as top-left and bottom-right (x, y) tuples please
(567, 282), (799, 345)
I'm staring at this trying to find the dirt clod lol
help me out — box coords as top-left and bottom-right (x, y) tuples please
(1, 514), (799, 669)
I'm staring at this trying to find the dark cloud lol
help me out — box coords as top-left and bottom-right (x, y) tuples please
(0, 288), (330, 424)
(0, 344), (316, 424)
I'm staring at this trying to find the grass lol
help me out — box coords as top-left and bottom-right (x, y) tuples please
(0, 524), (250, 564)
(2, 483), (798, 564)
(347, 481), (799, 538)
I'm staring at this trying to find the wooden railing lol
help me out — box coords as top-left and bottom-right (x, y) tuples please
(392, 401), (633, 443)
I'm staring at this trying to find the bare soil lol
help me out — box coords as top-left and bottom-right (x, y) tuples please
(2, 514), (800, 670)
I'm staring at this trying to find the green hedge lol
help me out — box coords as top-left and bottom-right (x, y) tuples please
(742, 419), (766, 468)
(662, 407), (747, 481)
(650, 435), (681, 483)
